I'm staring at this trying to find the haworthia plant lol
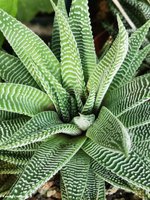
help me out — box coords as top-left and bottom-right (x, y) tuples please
(0, 0), (149, 199)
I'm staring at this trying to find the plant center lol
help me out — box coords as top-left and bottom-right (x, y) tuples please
(72, 113), (95, 131)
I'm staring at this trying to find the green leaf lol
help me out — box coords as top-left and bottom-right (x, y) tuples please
(131, 44), (150, 76)
(0, 118), (28, 144)
(0, 150), (33, 166)
(69, 0), (97, 82)
(17, 0), (57, 22)
(118, 101), (150, 128)
(0, 6), (70, 122)
(129, 123), (150, 162)
(5, 135), (86, 199)
(104, 74), (150, 117)
(87, 16), (128, 112)
(0, 0), (18, 47)
(87, 107), (131, 155)
(0, 111), (82, 149)
(61, 150), (90, 200)
(51, 0), (68, 61)
(50, 0), (85, 97)
(0, 50), (39, 88)
(82, 168), (106, 200)
(0, 0), (18, 17)
(33, 63), (71, 122)
(0, 83), (53, 117)
(82, 139), (150, 190)
(0, 111), (20, 121)
(91, 160), (133, 192)
(82, 85), (96, 114)
(110, 20), (150, 90)
(9, 143), (40, 152)
(0, 8), (61, 88)
(0, 161), (22, 175)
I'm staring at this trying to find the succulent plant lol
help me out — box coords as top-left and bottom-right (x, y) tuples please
(0, 0), (149, 199)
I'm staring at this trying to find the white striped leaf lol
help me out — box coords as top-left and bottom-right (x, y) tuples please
(82, 139), (150, 190)
(50, 0), (85, 97)
(0, 161), (22, 175)
(31, 59), (71, 122)
(91, 160), (134, 192)
(87, 16), (128, 112)
(104, 74), (150, 117)
(0, 9), (61, 87)
(109, 20), (150, 90)
(0, 50), (39, 88)
(132, 141), (150, 163)
(87, 107), (131, 155)
(82, 168), (106, 200)
(0, 111), (20, 121)
(5, 135), (86, 199)
(118, 101), (150, 128)
(0, 83), (53, 117)
(131, 44), (150, 76)
(0, 10), (69, 121)
(82, 85), (96, 114)
(129, 123), (150, 144)
(60, 177), (68, 200)
(9, 143), (40, 152)
(0, 118), (28, 144)
(0, 111), (81, 149)
(129, 123), (150, 162)
(69, 0), (97, 82)
(61, 150), (90, 200)
(70, 96), (78, 118)
(51, 0), (68, 61)
(0, 150), (33, 166)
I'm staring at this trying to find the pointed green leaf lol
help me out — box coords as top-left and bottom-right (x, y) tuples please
(50, 0), (85, 97)
(0, 161), (22, 175)
(82, 139), (150, 190)
(10, 143), (40, 152)
(129, 123), (150, 144)
(129, 123), (150, 162)
(0, 150), (33, 166)
(104, 74), (150, 117)
(87, 16), (128, 111)
(91, 160), (133, 192)
(87, 107), (131, 155)
(0, 8), (70, 122)
(131, 44), (150, 76)
(51, 0), (68, 61)
(34, 65), (71, 122)
(69, 0), (97, 82)
(0, 83), (53, 117)
(61, 150), (90, 200)
(82, 168), (106, 200)
(5, 135), (86, 199)
(0, 111), (20, 121)
(0, 118), (28, 144)
(82, 85), (96, 114)
(0, 9), (61, 87)
(0, 111), (82, 149)
(118, 102), (150, 128)
(132, 141), (150, 163)
(0, 50), (39, 88)
(110, 20), (150, 90)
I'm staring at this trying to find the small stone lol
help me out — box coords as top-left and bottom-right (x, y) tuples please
(47, 189), (56, 197)
(38, 181), (54, 195)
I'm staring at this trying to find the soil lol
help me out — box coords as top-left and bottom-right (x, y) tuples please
(27, 176), (142, 200)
